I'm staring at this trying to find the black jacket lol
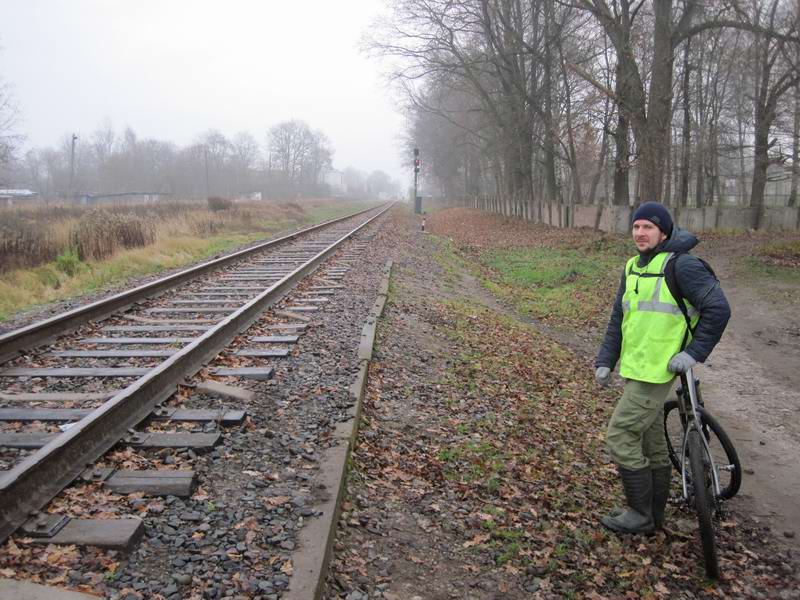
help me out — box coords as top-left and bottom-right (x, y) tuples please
(595, 227), (731, 370)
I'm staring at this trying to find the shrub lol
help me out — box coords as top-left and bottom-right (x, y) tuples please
(188, 214), (221, 237)
(0, 215), (64, 273)
(72, 209), (156, 260)
(55, 247), (84, 276)
(207, 197), (233, 211)
(278, 201), (305, 219)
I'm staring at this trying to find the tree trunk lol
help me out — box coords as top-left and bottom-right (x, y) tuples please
(750, 114), (770, 229)
(664, 134), (673, 205)
(678, 41), (692, 208)
(707, 121), (721, 206)
(790, 81), (800, 208)
(694, 129), (705, 208)
(613, 111), (630, 205)
(542, 85), (559, 202)
(588, 120), (610, 206)
(639, 0), (674, 203)
(738, 119), (748, 206)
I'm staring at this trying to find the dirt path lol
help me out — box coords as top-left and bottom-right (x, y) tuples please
(697, 240), (800, 547)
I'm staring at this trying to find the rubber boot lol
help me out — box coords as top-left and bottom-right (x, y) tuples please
(651, 465), (672, 529)
(601, 466), (655, 534)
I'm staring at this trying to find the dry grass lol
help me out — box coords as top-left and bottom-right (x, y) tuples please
(71, 209), (157, 260)
(0, 214), (73, 270)
(0, 199), (331, 273)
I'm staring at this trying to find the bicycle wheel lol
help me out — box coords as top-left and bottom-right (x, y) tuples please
(686, 429), (720, 579)
(664, 400), (742, 499)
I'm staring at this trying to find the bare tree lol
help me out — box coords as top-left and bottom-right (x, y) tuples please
(366, 170), (393, 196)
(748, 0), (800, 227)
(342, 167), (367, 197)
(0, 77), (22, 184)
(303, 130), (333, 191)
(789, 78), (800, 207)
(92, 119), (116, 191)
(368, 0), (539, 213)
(268, 120), (311, 193)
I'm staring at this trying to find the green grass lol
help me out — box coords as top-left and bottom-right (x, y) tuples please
(55, 247), (85, 276)
(297, 201), (375, 224)
(437, 435), (510, 489)
(437, 446), (463, 463)
(761, 238), (800, 260)
(477, 241), (628, 326)
(738, 256), (800, 283)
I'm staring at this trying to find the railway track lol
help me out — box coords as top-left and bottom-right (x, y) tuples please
(0, 203), (391, 559)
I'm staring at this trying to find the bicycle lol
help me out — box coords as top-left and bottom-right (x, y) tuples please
(662, 367), (743, 579)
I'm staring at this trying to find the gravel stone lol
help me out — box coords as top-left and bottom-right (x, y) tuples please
(6, 215), (394, 599)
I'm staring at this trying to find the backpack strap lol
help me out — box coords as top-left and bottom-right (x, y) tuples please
(664, 252), (694, 350)
(664, 252), (719, 350)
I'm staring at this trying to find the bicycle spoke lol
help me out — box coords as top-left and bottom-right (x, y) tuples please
(664, 400), (741, 500)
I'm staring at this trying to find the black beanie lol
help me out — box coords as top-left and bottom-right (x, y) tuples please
(631, 201), (673, 236)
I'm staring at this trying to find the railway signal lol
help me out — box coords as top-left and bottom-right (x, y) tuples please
(413, 147), (422, 214)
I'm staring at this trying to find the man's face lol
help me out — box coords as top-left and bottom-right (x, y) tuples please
(632, 219), (667, 252)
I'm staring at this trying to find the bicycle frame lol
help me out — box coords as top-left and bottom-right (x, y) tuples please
(678, 367), (723, 501)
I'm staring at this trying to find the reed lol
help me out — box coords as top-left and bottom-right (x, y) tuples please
(0, 214), (72, 271)
(70, 209), (156, 260)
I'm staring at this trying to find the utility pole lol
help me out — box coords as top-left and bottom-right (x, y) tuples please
(68, 133), (78, 200)
(204, 145), (210, 198)
(413, 147), (421, 214)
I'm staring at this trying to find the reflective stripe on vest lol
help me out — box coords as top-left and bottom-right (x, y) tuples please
(619, 252), (699, 384)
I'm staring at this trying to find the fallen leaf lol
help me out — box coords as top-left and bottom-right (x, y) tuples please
(281, 560), (294, 576)
(265, 496), (291, 506)
(463, 533), (491, 548)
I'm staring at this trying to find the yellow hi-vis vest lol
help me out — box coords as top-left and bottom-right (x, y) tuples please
(619, 252), (700, 384)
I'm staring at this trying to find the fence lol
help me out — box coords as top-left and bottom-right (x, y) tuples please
(572, 205), (800, 233)
(454, 196), (800, 232)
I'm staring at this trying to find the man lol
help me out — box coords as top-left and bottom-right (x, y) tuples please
(595, 201), (731, 534)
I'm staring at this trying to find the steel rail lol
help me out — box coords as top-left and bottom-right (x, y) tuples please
(0, 203), (384, 363)
(0, 203), (392, 544)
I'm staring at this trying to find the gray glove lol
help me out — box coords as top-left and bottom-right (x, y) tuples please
(668, 351), (697, 373)
(595, 366), (611, 387)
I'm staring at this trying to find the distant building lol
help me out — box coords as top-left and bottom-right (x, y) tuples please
(0, 189), (39, 204)
(79, 192), (170, 205)
(0, 189), (38, 205)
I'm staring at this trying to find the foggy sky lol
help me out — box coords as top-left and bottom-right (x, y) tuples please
(0, 0), (407, 182)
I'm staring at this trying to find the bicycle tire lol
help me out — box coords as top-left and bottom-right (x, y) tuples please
(663, 399), (742, 499)
(687, 429), (720, 579)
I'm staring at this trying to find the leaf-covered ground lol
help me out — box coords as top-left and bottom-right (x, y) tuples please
(325, 208), (799, 599)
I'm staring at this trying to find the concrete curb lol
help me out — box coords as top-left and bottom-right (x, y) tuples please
(0, 578), (101, 599)
(286, 260), (393, 600)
